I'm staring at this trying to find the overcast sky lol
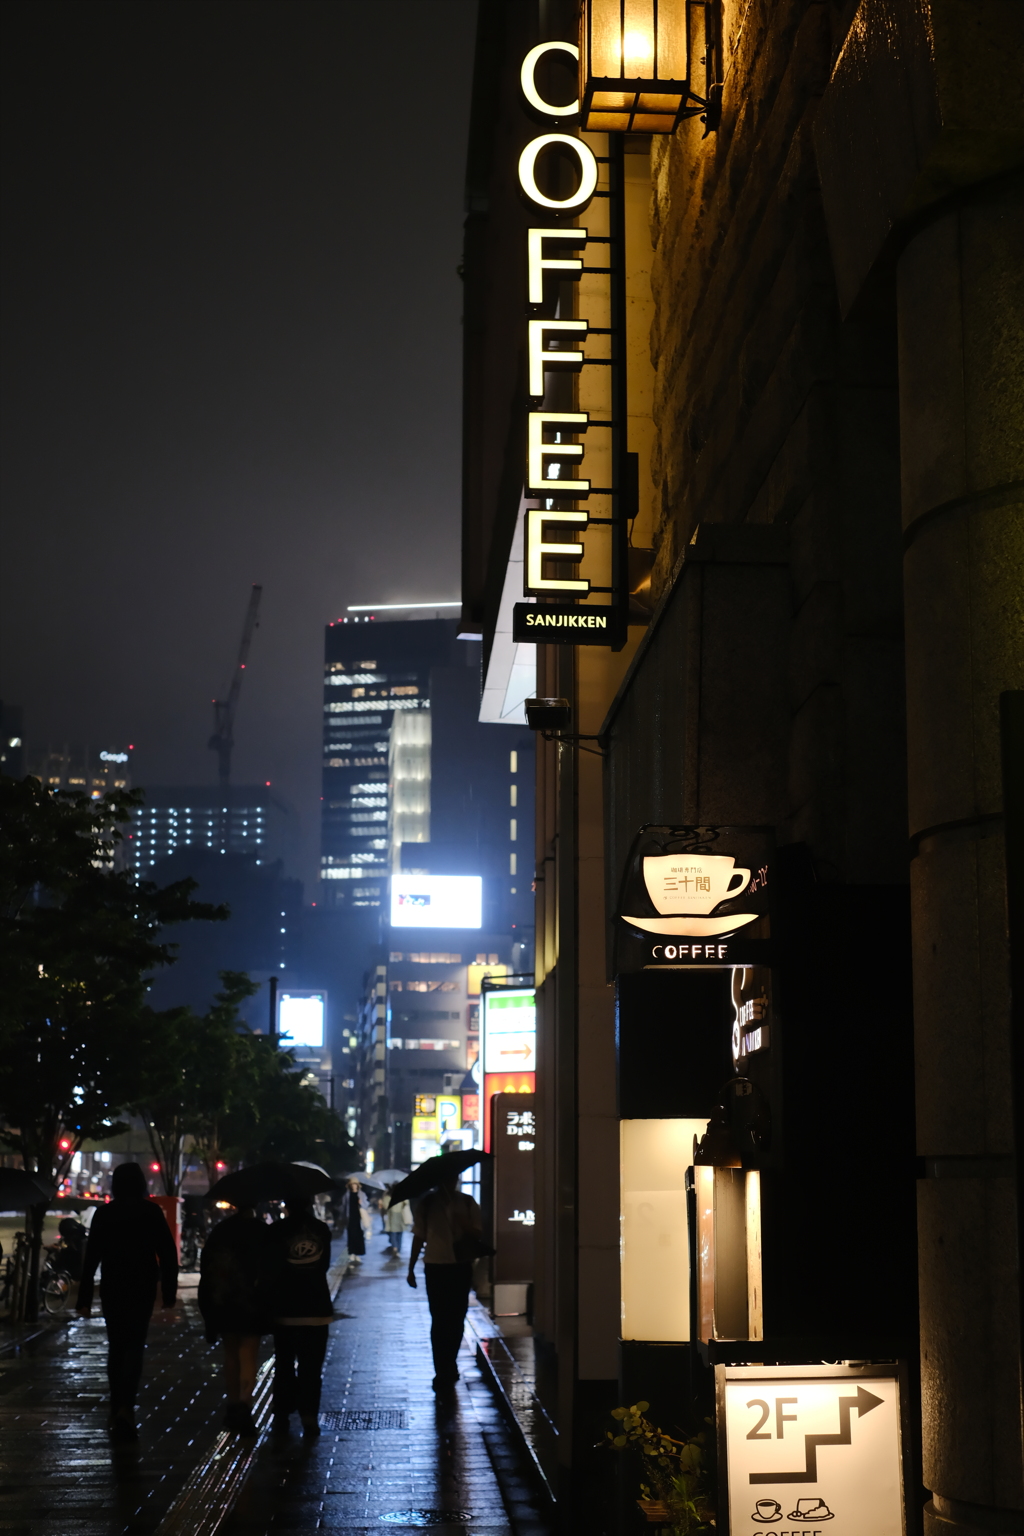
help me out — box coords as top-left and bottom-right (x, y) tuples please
(1, 0), (477, 891)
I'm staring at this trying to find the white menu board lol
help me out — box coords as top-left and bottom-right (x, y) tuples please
(720, 1366), (904, 1536)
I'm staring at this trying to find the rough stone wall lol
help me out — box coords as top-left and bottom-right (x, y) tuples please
(644, 0), (907, 881)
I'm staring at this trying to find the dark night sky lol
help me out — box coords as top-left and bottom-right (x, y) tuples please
(1, 0), (477, 891)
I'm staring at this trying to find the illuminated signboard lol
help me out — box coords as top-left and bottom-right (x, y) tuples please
(718, 1364), (906, 1536)
(515, 39), (626, 644)
(615, 825), (774, 974)
(277, 991), (325, 1049)
(390, 875), (482, 929)
(482, 987), (536, 1076)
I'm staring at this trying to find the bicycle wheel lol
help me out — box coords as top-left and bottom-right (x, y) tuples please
(42, 1272), (71, 1314)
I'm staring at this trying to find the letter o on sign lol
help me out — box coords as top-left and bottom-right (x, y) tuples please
(518, 134), (598, 212)
(520, 42), (579, 117)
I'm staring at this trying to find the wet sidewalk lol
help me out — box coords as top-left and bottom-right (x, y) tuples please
(0, 1274), (251, 1534)
(224, 1243), (553, 1535)
(0, 1246), (554, 1536)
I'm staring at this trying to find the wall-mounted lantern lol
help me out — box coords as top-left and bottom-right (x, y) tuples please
(688, 1078), (768, 1343)
(580, 0), (721, 134)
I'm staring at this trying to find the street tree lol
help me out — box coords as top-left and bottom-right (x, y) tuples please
(0, 775), (223, 1315)
(133, 972), (260, 1195)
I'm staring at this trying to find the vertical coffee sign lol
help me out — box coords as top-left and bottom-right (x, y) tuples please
(512, 42), (627, 649)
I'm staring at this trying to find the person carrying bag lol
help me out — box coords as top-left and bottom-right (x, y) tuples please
(406, 1170), (487, 1393)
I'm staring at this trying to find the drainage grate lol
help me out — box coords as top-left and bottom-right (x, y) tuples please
(320, 1408), (409, 1431)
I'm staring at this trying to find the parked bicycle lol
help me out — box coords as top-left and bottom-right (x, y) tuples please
(40, 1240), (77, 1314)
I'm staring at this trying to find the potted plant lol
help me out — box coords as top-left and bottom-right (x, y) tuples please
(605, 1401), (715, 1532)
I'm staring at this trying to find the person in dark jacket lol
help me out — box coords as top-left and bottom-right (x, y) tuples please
(268, 1193), (333, 1440)
(76, 1162), (178, 1441)
(198, 1207), (273, 1436)
(343, 1178), (366, 1266)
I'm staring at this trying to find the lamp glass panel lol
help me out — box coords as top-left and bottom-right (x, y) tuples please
(622, 0), (656, 77)
(620, 1118), (707, 1342)
(655, 0), (688, 80)
(590, 0), (625, 76)
(592, 89), (637, 109)
(637, 92), (683, 110)
(587, 111), (633, 131)
(632, 113), (678, 131)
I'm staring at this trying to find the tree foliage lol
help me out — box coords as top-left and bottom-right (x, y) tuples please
(0, 775), (223, 1183)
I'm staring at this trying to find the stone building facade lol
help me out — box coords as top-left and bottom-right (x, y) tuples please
(461, 1), (1022, 1529)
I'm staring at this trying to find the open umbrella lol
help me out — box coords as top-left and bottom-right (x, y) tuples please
(208, 1161), (337, 1208)
(372, 1168), (409, 1187)
(339, 1171), (387, 1193)
(386, 1150), (490, 1208)
(0, 1168), (56, 1210)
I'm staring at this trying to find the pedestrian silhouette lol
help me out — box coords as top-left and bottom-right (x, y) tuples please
(406, 1169), (482, 1392)
(383, 1196), (411, 1257)
(198, 1205), (273, 1436)
(268, 1192), (333, 1440)
(343, 1177), (368, 1266)
(76, 1161), (178, 1442)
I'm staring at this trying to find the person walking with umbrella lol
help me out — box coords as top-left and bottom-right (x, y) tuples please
(205, 1161), (338, 1441)
(268, 1189), (334, 1440)
(198, 1205), (273, 1437)
(75, 1161), (178, 1442)
(400, 1153), (486, 1394)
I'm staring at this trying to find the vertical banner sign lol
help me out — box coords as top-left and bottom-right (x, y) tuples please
(718, 1365), (906, 1536)
(512, 41), (628, 649)
(491, 1092), (536, 1284)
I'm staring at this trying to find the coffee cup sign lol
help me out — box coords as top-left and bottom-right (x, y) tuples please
(643, 855), (751, 915)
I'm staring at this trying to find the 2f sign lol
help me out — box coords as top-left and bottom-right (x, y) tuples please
(722, 1370), (904, 1536)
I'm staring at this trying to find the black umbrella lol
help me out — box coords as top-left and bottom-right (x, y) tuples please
(386, 1150), (490, 1208)
(0, 1168), (56, 1209)
(208, 1162), (337, 1207)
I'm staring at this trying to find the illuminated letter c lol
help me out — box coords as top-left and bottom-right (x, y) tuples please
(520, 42), (580, 117)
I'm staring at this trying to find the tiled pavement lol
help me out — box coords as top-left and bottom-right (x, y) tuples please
(224, 1244), (553, 1535)
(0, 1274), (258, 1534)
(0, 1245), (554, 1536)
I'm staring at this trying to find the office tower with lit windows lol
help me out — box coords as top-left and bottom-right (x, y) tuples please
(127, 785), (284, 873)
(320, 617), (458, 908)
(30, 742), (133, 797)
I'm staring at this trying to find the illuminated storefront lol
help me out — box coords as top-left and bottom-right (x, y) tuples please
(461, 1), (1022, 1529)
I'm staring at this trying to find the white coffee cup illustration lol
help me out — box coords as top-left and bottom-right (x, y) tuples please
(643, 854), (751, 914)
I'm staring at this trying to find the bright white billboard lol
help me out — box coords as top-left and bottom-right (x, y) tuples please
(390, 875), (482, 929)
(277, 991), (325, 1048)
(482, 986), (536, 1074)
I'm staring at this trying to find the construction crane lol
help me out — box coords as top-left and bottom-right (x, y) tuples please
(209, 584), (262, 793)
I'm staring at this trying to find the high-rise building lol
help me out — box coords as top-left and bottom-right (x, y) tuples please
(127, 785), (284, 874)
(30, 742), (133, 798)
(319, 617), (457, 907)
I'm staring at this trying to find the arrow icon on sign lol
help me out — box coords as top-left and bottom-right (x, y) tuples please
(750, 1386), (884, 1484)
(499, 1045), (533, 1060)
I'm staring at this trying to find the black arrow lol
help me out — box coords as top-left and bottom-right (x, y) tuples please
(749, 1386), (884, 1484)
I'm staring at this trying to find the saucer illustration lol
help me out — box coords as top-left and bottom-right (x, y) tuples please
(751, 1500), (782, 1522)
(621, 912), (758, 937)
(787, 1499), (834, 1521)
(623, 853), (758, 937)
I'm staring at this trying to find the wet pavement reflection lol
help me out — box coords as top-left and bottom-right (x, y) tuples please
(0, 1247), (552, 1536)
(226, 1244), (552, 1535)
(0, 1279), (251, 1534)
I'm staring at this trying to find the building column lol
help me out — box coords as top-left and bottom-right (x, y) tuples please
(899, 184), (1024, 1535)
